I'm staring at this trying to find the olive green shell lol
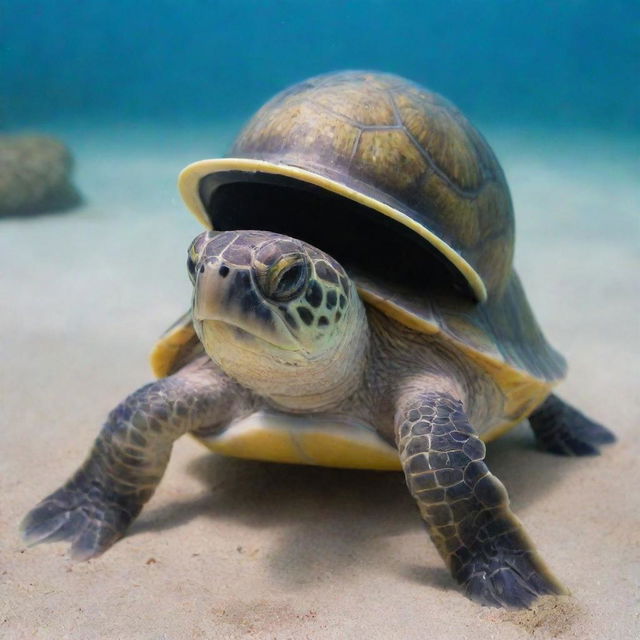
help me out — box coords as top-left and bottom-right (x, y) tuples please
(180, 71), (516, 302)
(170, 70), (567, 436)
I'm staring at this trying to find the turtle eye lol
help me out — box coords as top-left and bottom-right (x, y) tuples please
(261, 256), (308, 302)
(187, 233), (209, 284)
(186, 255), (197, 284)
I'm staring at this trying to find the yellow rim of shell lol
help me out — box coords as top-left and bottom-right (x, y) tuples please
(178, 158), (488, 303)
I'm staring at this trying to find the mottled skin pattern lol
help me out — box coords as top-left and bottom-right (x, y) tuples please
(189, 230), (365, 413)
(189, 229), (352, 344)
(398, 393), (563, 607)
(22, 231), (614, 608)
(22, 356), (253, 560)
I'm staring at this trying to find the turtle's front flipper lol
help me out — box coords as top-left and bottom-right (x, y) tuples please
(396, 391), (566, 608)
(529, 393), (615, 456)
(21, 357), (247, 560)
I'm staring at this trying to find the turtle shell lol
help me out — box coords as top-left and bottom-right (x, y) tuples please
(179, 70), (516, 302)
(170, 70), (567, 438)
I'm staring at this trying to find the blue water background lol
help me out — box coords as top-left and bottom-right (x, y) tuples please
(2, 0), (638, 132)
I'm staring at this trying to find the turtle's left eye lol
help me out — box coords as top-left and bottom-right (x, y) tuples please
(187, 255), (197, 283)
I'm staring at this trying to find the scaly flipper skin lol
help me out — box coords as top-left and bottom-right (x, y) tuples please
(21, 358), (249, 560)
(396, 392), (566, 607)
(529, 393), (615, 456)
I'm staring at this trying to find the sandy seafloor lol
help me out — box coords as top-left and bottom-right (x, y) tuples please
(1, 122), (638, 640)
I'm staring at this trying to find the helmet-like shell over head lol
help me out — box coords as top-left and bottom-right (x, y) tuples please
(179, 71), (516, 302)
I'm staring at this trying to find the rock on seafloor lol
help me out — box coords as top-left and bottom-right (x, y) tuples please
(0, 134), (82, 216)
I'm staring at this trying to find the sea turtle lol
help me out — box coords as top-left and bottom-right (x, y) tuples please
(21, 71), (614, 608)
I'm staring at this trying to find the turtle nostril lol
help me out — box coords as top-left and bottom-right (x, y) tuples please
(219, 265), (230, 278)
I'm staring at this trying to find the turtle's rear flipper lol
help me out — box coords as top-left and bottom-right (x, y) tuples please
(529, 394), (615, 456)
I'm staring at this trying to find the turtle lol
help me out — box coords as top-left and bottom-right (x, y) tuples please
(21, 71), (615, 608)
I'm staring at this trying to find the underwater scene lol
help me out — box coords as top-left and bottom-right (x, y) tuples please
(2, 1), (638, 638)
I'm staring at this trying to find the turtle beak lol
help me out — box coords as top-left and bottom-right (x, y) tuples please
(193, 260), (239, 322)
(193, 261), (299, 350)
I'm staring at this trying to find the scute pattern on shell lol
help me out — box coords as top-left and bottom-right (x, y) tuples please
(232, 71), (515, 295)
(0, 135), (80, 216)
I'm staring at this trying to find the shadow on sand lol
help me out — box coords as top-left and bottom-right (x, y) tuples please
(131, 421), (591, 590)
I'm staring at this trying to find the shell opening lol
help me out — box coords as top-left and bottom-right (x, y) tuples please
(198, 171), (476, 302)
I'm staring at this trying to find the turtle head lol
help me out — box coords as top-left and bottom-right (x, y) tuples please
(188, 230), (368, 410)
